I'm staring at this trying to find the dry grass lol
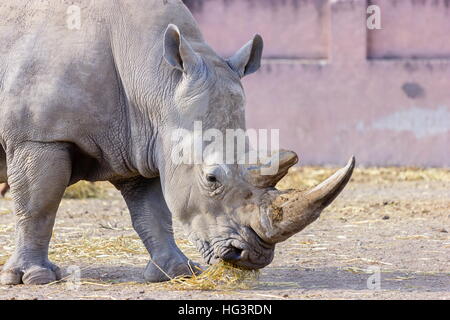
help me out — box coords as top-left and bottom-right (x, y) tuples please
(277, 167), (450, 190)
(48, 235), (259, 291)
(164, 261), (260, 291)
(63, 182), (107, 199)
(49, 235), (147, 264)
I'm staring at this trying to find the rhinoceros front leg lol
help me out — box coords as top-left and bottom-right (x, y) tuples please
(0, 142), (71, 285)
(114, 177), (199, 282)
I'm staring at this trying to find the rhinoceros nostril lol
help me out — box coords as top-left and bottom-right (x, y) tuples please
(221, 247), (243, 262)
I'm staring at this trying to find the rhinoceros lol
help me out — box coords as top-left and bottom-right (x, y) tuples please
(0, 0), (355, 285)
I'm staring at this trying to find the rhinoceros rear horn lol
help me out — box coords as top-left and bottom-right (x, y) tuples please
(245, 150), (298, 188)
(252, 156), (355, 244)
(163, 24), (201, 73)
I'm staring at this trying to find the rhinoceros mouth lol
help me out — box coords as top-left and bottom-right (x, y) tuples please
(192, 226), (275, 270)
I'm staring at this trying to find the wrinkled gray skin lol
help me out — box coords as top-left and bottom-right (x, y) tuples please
(0, 0), (354, 285)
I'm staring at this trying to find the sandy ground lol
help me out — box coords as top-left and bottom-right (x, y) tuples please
(0, 168), (449, 300)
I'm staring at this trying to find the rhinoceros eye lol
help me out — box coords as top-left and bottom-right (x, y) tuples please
(203, 169), (225, 195)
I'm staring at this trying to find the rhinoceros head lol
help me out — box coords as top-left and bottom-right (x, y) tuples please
(158, 25), (355, 269)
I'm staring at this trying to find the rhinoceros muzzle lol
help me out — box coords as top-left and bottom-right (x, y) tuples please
(192, 225), (275, 269)
(218, 227), (276, 269)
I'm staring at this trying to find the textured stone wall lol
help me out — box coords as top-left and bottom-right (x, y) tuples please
(184, 0), (450, 167)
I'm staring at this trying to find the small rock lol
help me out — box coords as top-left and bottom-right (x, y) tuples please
(382, 215), (390, 220)
(432, 227), (448, 233)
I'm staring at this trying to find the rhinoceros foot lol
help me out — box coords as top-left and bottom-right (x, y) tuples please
(1, 258), (61, 285)
(143, 253), (201, 283)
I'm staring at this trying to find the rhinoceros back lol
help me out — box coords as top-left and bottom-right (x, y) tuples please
(0, 0), (202, 180)
(0, 1), (121, 143)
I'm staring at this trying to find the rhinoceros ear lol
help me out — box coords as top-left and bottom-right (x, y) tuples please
(227, 35), (264, 78)
(163, 24), (201, 73)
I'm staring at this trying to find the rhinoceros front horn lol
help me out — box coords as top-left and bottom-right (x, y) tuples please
(251, 156), (356, 244)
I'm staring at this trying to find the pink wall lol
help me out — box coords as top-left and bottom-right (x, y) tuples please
(185, 0), (450, 167)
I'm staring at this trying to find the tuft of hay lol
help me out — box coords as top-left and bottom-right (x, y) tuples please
(64, 182), (105, 199)
(166, 261), (260, 291)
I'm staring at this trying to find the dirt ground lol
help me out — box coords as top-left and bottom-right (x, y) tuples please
(0, 167), (449, 300)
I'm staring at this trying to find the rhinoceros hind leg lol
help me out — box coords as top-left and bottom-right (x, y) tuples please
(0, 142), (71, 285)
(114, 177), (201, 282)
